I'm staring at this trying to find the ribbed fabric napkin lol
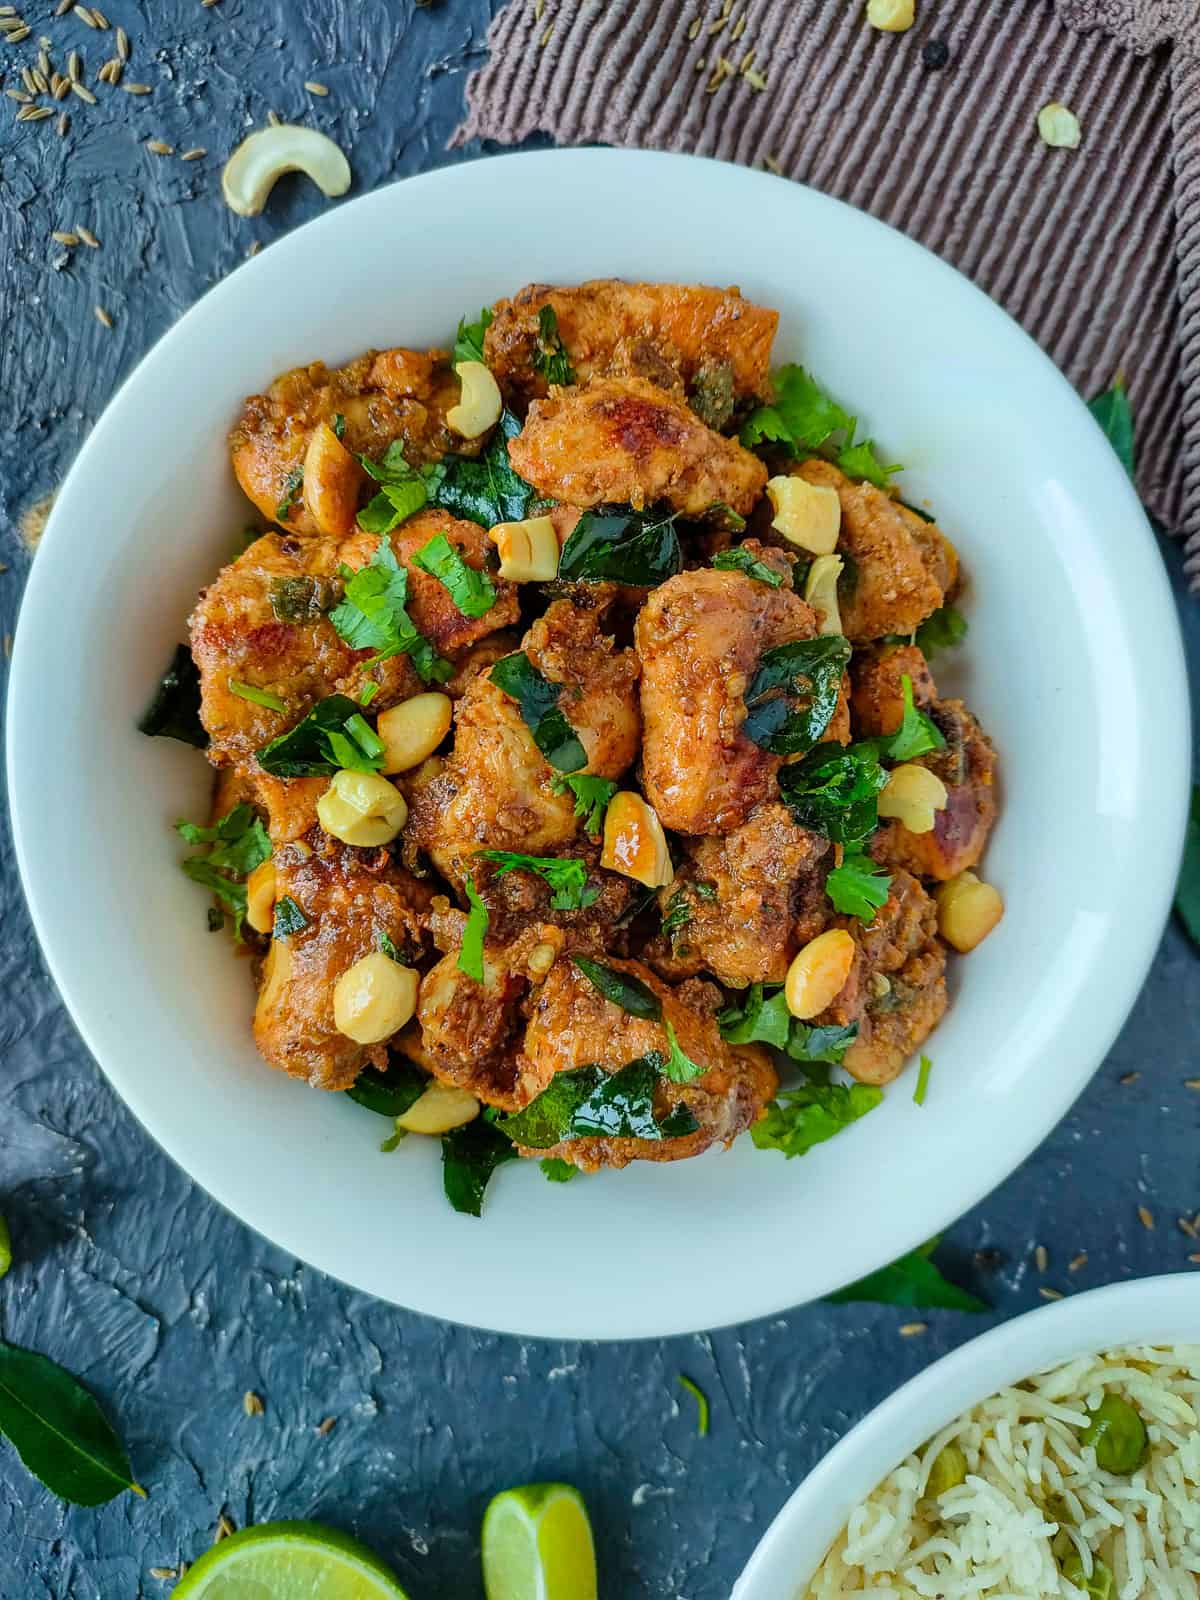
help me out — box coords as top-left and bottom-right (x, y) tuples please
(456, 0), (1200, 581)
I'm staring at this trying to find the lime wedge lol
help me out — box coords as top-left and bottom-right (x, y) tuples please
(481, 1483), (597, 1600)
(173, 1520), (410, 1599)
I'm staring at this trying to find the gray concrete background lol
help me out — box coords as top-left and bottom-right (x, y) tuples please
(0, 2), (1197, 1595)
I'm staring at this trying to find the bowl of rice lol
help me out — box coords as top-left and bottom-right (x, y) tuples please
(733, 1275), (1200, 1599)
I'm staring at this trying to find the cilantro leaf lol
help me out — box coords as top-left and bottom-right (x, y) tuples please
(836, 438), (901, 491)
(453, 306), (494, 367)
(752, 1079), (882, 1158)
(457, 874), (488, 983)
(1088, 379), (1135, 477)
(540, 1158), (579, 1183)
(273, 895), (308, 938)
(886, 674), (946, 762)
(742, 635), (851, 755)
(913, 1052), (933, 1106)
(557, 506), (682, 586)
(531, 304), (574, 386)
(138, 643), (208, 749)
(826, 1241), (987, 1311)
(181, 858), (248, 932)
(777, 740), (887, 844)
(476, 849), (599, 911)
(411, 531), (497, 618)
(570, 955), (662, 1020)
(329, 537), (452, 684)
(717, 984), (858, 1065)
(493, 1055), (699, 1148)
(331, 412), (346, 441)
(740, 364), (900, 489)
(663, 1019), (705, 1085)
(176, 803), (271, 940)
(375, 928), (408, 963)
(489, 652), (586, 772)
(915, 604), (968, 660)
(825, 848), (892, 922)
(549, 774), (616, 835)
(711, 546), (784, 587)
(1175, 785), (1200, 949)
(255, 694), (386, 777)
(442, 1119), (519, 1217)
(345, 1059), (427, 1119)
(276, 465), (304, 522)
(428, 410), (535, 529)
(356, 441), (437, 535)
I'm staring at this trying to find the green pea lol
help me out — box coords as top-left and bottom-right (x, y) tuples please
(926, 1443), (968, 1497)
(1062, 1553), (1114, 1600)
(1081, 1393), (1148, 1474)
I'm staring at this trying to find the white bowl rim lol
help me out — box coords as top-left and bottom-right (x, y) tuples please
(733, 1273), (1200, 1598)
(4, 148), (1193, 1338)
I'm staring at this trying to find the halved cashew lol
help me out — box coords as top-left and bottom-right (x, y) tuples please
(446, 360), (503, 439)
(396, 1082), (480, 1136)
(303, 421), (362, 536)
(245, 860), (276, 935)
(489, 516), (559, 582)
(785, 929), (856, 1020)
(222, 125), (352, 218)
(803, 554), (844, 636)
(601, 792), (674, 889)
(333, 952), (420, 1044)
(767, 475), (841, 554)
(878, 763), (948, 834)
(377, 693), (453, 774)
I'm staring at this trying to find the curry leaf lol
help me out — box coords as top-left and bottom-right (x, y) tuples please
(915, 604), (968, 660)
(256, 694), (386, 777)
(428, 409), (535, 529)
(742, 635), (850, 755)
(272, 895), (308, 938)
(557, 506), (682, 586)
(345, 1060), (428, 1119)
(712, 546), (784, 587)
(826, 1243), (987, 1312)
(489, 652), (586, 772)
(138, 643), (208, 749)
(442, 1119), (519, 1217)
(494, 1056), (699, 1148)
(571, 955), (662, 1020)
(1088, 380), (1135, 478)
(777, 740), (887, 844)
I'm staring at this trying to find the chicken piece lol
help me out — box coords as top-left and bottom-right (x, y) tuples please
(252, 836), (434, 1091)
(851, 643), (938, 736)
(519, 958), (777, 1170)
(509, 376), (767, 519)
(636, 568), (819, 835)
(794, 460), (949, 641)
(444, 631), (520, 699)
(340, 509), (520, 660)
(189, 531), (419, 769)
(230, 348), (465, 536)
(647, 804), (830, 986)
(484, 280), (778, 416)
(872, 700), (998, 881)
(406, 602), (641, 889)
(416, 948), (543, 1111)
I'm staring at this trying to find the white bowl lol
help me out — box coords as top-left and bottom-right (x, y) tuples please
(733, 1274), (1200, 1598)
(6, 150), (1189, 1338)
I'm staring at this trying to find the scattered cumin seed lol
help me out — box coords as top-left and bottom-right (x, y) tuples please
(74, 4), (98, 25)
(539, 20), (554, 45)
(5, 87), (30, 102)
(1034, 1244), (1048, 1273)
(148, 1570), (176, 1583)
(1068, 1252), (1088, 1273)
(74, 223), (98, 246)
(51, 229), (78, 245)
(708, 14), (728, 34)
(180, 145), (205, 160)
(303, 79), (328, 95)
(68, 49), (80, 80)
(56, 108), (69, 133)
(740, 47), (755, 71)
(731, 11), (746, 39)
(245, 239), (261, 256)
(533, 0), (544, 16)
(93, 303), (112, 327)
(116, 24), (127, 59)
(17, 103), (52, 119)
(1138, 1205), (1155, 1230)
(69, 78), (95, 102)
(687, 15), (701, 39)
(215, 1515), (236, 1543)
(146, 137), (173, 153)
(316, 1415), (337, 1435)
(0, 4), (17, 13)
(1190, 1254), (1200, 1265)
(4, 24), (30, 41)
(694, 56), (706, 71)
(899, 1321), (927, 1336)
(744, 66), (768, 90)
(52, 73), (69, 97)
(242, 1390), (264, 1416)
(267, 108), (281, 125)
(32, 67), (48, 91)
(2, 634), (11, 659)
(763, 153), (782, 174)
(20, 65), (35, 92)
(202, 0), (222, 7)
(1039, 1287), (1064, 1301)
(36, 46), (48, 72)
(55, 0), (75, 14)
(1120, 1072), (1140, 1086)
(90, 6), (108, 29)
(122, 80), (151, 93)
(1185, 1078), (1200, 1091)
(1180, 1216), (1198, 1239)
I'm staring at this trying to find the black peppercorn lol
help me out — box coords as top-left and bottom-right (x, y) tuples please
(922, 39), (950, 69)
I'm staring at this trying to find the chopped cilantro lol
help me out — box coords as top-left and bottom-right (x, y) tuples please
(914, 605), (967, 660)
(457, 874), (488, 983)
(453, 306), (494, 367)
(375, 928), (408, 963)
(712, 546), (784, 587)
(255, 694), (386, 777)
(752, 1079), (882, 1159)
(411, 530), (497, 618)
(329, 537), (452, 683)
(1088, 379), (1135, 477)
(740, 364), (899, 489)
(332, 412), (346, 441)
(663, 1018), (705, 1085)
(276, 465), (304, 522)
(913, 1052), (933, 1106)
(677, 1375), (710, 1437)
(777, 740), (887, 844)
(742, 635), (850, 755)
(531, 304), (574, 386)
(175, 803), (271, 940)
(717, 984), (858, 1065)
(493, 1055), (698, 1147)
(227, 678), (286, 712)
(549, 774), (616, 836)
(489, 651), (586, 772)
(273, 895), (308, 938)
(570, 955), (662, 1020)
(887, 674), (946, 762)
(359, 681), (379, 706)
(825, 848), (892, 922)
(540, 1158), (579, 1184)
(476, 849), (598, 912)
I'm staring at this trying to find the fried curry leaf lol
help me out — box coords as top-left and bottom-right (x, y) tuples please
(661, 888), (693, 944)
(540, 1157), (580, 1183)
(276, 465), (304, 522)
(778, 740), (888, 844)
(711, 546), (784, 587)
(427, 409), (536, 529)
(1088, 379), (1135, 478)
(493, 1055), (699, 1148)
(411, 531), (497, 618)
(531, 304), (574, 386)
(272, 895), (308, 938)
(0, 1340), (145, 1507)
(557, 506), (682, 586)
(345, 1059), (428, 1119)
(453, 306), (494, 367)
(138, 643), (208, 748)
(256, 694), (386, 777)
(570, 955), (663, 1020)
(742, 635), (851, 755)
(752, 1079), (882, 1159)
(915, 604), (968, 660)
(740, 364), (900, 489)
(489, 652), (587, 772)
(458, 874), (488, 983)
(442, 1119), (520, 1218)
(330, 537), (452, 683)
(1175, 786), (1200, 949)
(825, 848), (892, 922)
(886, 674), (946, 762)
(476, 849), (599, 912)
(717, 984), (858, 1065)
(550, 774), (616, 835)
(826, 1240), (988, 1312)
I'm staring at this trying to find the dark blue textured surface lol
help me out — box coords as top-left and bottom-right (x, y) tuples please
(1, 4), (1198, 1595)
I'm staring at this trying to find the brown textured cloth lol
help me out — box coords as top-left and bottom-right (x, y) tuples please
(456, 0), (1200, 579)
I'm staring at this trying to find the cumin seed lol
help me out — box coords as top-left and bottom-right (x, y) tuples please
(51, 229), (78, 245)
(534, 0), (544, 16)
(267, 108), (281, 125)
(898, 1321), (927, 1336)
(20, 65), (37, 92)
(1039, 1287), (1064, 1301)
(215, 1514), (236, 1543)
(1034, 1244), (1048, 1273)
(304, 79), (328, 95)
(75, 4), (98, 25)
(1138, 1205), (1155, 1230)
(763, 153), (782, 174)
(68, 48), (80, 79)
(36, 46), (48, 73)
(1185, 1078), (1200, 1091)
(687, 16), (700, 39)
(146, 137), (173, 153)
(75, 223), (99, 246)
(4, 24), (30, 41)
(93, 303), (112, 327)
(1190, 1254), (1200, 1265)
(5, 87), (30, 102)
(122, 80), (151, 93)
(148, 1570), (176, 1582)
(0, 4), (18, 13)
(16, 103), (52, 119)
(242, 1390), (265, 1416)
(180, 145), (205, 160)
(744, 66), (767, 89)
(90, 5), (108, 27)
(1068, 1252), (1088, 1272)
(707, 14), (728, 34)
(54, 0), (75, 14)
(69, 78), (95, 102)
(316, 1415), (337, 1435)
(538, 20), (554, 45)
(56, 109), (69, 133)
(731, 12), (746, 39)
(116, 24), (127, 59)
(1120, 1072), (1141, 1085)
(52, 73), (69, 97)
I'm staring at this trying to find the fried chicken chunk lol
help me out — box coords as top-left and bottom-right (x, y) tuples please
(648, 804), (831, 986)
(509, 376), (767, 518)
(839, 871), (948, 1086)
(485, 280), (778, 416)
(252, 836), (433, 1091)
(636, 568), (818, 835)
(230, 348), (466, 536)
(518, 957), (777, 1170)
(794, 460), (956, 641)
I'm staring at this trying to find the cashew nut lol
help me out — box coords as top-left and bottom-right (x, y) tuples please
(222, 125), (352, 219)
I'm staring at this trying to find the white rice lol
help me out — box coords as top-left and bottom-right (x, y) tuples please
(806, 1345), (1200, 1600)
